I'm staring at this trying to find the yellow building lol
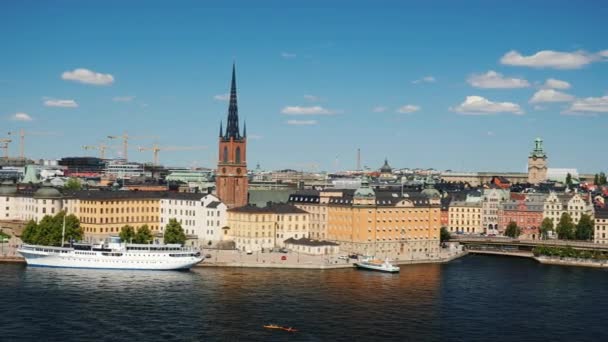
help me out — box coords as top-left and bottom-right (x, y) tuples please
(448, 200), (482, 234)
(322, 180), (441, 260)
(594, 208), (608, 244)
(288, 190), (344, 240)
(226, 203), (310, 252)
(75, 191), (163, 241)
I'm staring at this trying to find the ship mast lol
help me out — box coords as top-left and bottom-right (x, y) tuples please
(61, 212), (66, 247)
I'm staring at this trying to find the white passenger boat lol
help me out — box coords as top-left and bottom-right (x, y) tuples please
(17, 236), (203, 270)
(354, 257), (400, 273)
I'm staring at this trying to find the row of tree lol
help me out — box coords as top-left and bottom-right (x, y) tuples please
(21, 212), (84, 246)
(504, 213), (594, 241)
(532, 246), (607, 260)
(119, 218), (186, 245)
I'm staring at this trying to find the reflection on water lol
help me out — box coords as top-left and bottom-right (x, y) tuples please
(1, 256), (608, 341)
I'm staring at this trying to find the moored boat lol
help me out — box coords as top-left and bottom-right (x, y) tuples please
(17, 236), (203, 270)
(354, 257), (400, 273)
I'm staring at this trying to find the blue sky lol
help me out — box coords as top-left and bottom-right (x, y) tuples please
(1, 0), (607, 173)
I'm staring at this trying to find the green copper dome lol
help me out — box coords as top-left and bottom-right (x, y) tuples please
(0, 181), (17, 195)
(33, 182), (63, 199)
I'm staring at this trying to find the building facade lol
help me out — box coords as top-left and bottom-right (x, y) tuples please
(226, 203), (309, 252)
(159, 193), (226, 246)
(481, 188), (510, 235)
(216, 64), (248, 209)
(543, 192), (593, 226)
(448, 200), (482, 234)
(527, 137), (548, 184)
(594, 207), (608, 244)
(497, 195), (545, 234)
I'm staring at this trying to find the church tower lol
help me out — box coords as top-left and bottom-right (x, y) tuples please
(527, 137), (548, 184)
(216, 64), (248, 208)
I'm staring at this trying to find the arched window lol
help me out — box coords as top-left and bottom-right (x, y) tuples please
(223, 146), (228, 162)
(235, 147), (241, 163)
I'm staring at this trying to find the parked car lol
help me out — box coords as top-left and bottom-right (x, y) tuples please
(205, 254), (212, 259)
(279, 248), (288, 253)
(338, 256), (349, 260)
(348, 254), (359, 259)
(281, 255), (287, 261)
(246, 250), (253, 255)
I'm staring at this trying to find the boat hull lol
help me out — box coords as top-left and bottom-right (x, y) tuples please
(18, 249), (203, 271)
(354, 263), (400, 273)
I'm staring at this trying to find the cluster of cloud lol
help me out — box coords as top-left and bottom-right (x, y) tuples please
(287, 119), (317, 125)
(467, 70), (529, 89)
(566, 96), (608, 114)
(529, 89), (574, 104)
(61, 68), (114, 85)
(43, 98), (78, 108)
(452, 96), (523, 115)
(500, 49), (608, 69)
(213, 93), (230, 101)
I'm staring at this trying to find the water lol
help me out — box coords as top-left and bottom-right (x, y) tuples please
(1, 255), (607, 341)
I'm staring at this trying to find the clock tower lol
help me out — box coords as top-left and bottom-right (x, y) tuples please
(527, 137), (547, 184)
(216, 64), (248, 208)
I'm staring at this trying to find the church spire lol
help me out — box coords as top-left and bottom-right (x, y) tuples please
(243, 120), (247, 138)
(219, 121), (223, 137)
(224, 63), (241, 140)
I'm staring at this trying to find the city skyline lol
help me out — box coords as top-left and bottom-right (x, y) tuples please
(1, 1), (607, 172)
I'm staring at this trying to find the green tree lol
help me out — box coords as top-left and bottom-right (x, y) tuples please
(63, 178), (82, 191)
(600, 172), (607, 185)
(164, 218), (187, 245)
(504, 221), (521, 238)
(575, 214), (594, 241)
(134, 224), (153, 244)
(595, 174), (600, 185)
(565, 173), (573, 188)
(21, 220), (39, 244)
(540, 217), (554, 240)
(440, 227), (451, 243)
(556, 212), (575, 240)
(119, 225), (136, 243)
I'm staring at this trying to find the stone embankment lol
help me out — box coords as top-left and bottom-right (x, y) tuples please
(535, 256), (608, 268)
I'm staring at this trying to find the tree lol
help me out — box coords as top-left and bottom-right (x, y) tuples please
(504, 221), (521, 238)
(19, 212), (82, 246)
(575, 214), (594, 241)
(595, 174), (600, 185)
(133, 225), (153, 244)
(440, 227), (451, 243)
(119, 225), (136, 243)
(63, 178), (82, 191)
(600, 172), (607, 186)
(540, 217), (553, 240)
(164, 218), (186, 245)
(565, 173), (573, 188)
(556, 212), (575, 240)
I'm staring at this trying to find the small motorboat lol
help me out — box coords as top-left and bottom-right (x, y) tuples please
(354, 257), (400, 273)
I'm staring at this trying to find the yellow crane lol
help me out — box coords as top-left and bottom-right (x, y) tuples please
(107, 132), (158, 161)
(7, 129), (59, 160)
(0, 138), (11, 159)
(138, 144), (207, 166)
(82, 144), (109, 159)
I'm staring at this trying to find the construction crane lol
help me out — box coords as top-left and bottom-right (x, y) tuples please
(7, 129), (59, 160)
(138, 143), (207, 166)
(107, 132), (158, 161)
(0, 138), (11, 159)
(82, 144), (109, 159)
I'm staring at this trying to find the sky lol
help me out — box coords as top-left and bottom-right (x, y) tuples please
(1, 0), (607, 173)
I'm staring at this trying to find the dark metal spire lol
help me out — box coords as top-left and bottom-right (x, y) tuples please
(219, 121), (223, 137)
(224, 63), (241, 140)
(243, 120), (246, 138)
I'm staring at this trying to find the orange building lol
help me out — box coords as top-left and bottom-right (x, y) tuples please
(216, 64), (248, 208)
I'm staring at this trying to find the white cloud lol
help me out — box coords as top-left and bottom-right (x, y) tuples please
(412, 76), (436, 84)
(529, 89), (574, 103)
(452, 96), (524, 115)
(286, 119), (317, 125)
(11, 112), (33, 121)
(113, 96), (135, 102)
(213, 93), (230, 101)
(565, 95), (608, 114)
(44, 99), (78, 108)
(372, 106), (387, 113)
(396, 105), (420, 113)
(543, 78), (571, 90)
(61, 68), (114, 85)
(598, 50), (608, 58)
(304, 95), (320, 102)
(500, 50), (604, 69)
(467, 70), (529, 89)
(281, 52), (297, 59)
(281, 106), (335, 115)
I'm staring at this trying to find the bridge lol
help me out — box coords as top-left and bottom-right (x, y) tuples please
(451, 236), (608, 256)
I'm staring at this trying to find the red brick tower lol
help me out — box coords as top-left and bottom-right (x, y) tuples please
(216, 64), (248, 208)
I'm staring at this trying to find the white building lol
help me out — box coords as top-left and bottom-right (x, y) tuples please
(159, 193), (227, 247)
(543, 192), (593, 226)
(0, 182), (78, 222)
(481, 188), (510, 235)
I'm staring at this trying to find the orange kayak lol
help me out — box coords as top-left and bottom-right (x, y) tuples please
(263, 324), (298, 332)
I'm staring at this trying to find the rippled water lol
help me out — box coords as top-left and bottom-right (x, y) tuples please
(1, 255), (607, 341)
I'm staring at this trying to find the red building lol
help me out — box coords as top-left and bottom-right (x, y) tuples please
(498, 198), (544, 236)
(216, 64), (248, 208)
